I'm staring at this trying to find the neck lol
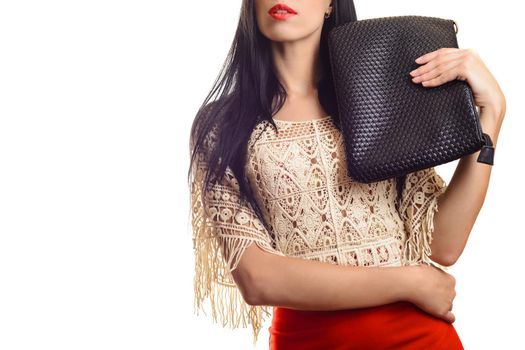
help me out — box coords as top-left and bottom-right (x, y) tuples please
(270, 31), (322, 98)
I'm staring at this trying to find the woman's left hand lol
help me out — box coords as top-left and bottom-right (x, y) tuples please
(409, 48), (506, 120)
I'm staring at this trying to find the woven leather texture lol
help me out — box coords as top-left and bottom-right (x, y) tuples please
(327, 15), (485, 183)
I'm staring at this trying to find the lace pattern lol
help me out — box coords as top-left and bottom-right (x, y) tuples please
(398, 167), (449, 268)
(246, 118), (408, 268)
(190, 149), (285, 346)
(189, 115), (449, 345)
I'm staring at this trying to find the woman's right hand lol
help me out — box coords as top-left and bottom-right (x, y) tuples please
(404, 263), (457, 323)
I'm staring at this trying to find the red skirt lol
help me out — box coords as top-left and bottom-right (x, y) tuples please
(269, 301), (464, 350)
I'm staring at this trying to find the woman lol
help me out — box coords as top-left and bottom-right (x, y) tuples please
(188, 0), (506, 349)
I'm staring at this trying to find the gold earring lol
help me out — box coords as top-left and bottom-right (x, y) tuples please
(325, 6), (332, 19)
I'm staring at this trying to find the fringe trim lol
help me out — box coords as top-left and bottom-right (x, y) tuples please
(400, 195), (449, 272)
(191, 161), (272, 347)
(192, 222), (271, 346)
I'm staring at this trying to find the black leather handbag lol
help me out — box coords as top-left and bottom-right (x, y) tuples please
(327, 15), (495, 183)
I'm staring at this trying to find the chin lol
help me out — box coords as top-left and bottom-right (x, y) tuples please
(262, 27), (318, 43)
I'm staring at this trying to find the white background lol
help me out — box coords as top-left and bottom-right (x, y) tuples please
(0, 0), (523, 349)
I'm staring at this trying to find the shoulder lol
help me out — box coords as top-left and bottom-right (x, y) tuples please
(247, 120), (276, 148)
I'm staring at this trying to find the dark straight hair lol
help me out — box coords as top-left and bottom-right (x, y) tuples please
(188, 0), (404, 234)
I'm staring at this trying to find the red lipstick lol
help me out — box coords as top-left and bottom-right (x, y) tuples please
(268, 3), (297, 21)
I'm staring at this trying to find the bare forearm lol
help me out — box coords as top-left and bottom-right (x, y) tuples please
(431, 104), (505, 265)
(253, 253), (412, 311)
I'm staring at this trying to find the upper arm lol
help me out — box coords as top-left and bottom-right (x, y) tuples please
(191, 153), (285, 304)
(396, 167), (448, 267)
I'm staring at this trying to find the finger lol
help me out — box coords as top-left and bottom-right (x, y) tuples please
(420, 72), (453, 87)
(414, 47), (456, 64)
(415, 50), (439, 64)
(410, 56), (461, 83)
(412, 60), (461, 86)
(420, 74), (447, 87)
(444, 311), (456, 323)
(421, 62), (465, 87)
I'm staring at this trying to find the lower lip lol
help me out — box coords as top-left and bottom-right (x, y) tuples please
(269, 12), (297, 20)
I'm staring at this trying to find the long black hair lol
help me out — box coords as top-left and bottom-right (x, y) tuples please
(188, 0), (404, 234)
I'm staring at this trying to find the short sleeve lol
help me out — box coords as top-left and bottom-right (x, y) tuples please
(396, 167), (449, 271)
(189, 149), (285, 345)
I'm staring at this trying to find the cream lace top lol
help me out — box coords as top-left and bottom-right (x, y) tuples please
(189, 115), (448, 345)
